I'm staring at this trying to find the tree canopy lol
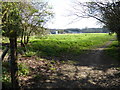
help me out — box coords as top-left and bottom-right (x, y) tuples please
(2, 2), (22, 38)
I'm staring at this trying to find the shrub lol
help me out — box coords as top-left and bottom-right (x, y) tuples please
(18, 63), (29, 76)
(23, 51), (36, 57)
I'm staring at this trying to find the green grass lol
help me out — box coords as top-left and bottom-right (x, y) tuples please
(105, 40), (120, 60)
(27, 33), (115, 58)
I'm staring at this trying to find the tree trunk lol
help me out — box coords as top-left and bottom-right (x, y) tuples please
(20, 32), (26, 52)
(9, 37), (19, 89)
(26, 36), (29, 44)
(23, 35), (26, 44)
(116, 33), (120, 46)
(21, 32), (24, 47)
(21, 39), (25, 47)
(1, 46), (9, 61)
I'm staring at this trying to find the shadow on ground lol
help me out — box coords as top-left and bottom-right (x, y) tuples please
(21, 64), (120, 89)
(20, 48), (120, 89)
(2, 42), (120, 89)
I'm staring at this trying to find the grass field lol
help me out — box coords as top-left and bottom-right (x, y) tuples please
(26, 33), (115, 58)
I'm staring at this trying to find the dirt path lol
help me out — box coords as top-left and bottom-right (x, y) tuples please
(39, 41), (120, 88)
(18, 41), (120, 89)
(74, 41), (120, 66)
(55, 41), (120, 88)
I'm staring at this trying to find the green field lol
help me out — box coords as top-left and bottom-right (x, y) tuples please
(26, 33), (115, 58)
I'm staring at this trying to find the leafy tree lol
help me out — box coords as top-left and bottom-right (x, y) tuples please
(70, 0), (120, 45)
(19, 1), (53, 47)
(2, 2), (22, 89)
(1, 1), (53, 89)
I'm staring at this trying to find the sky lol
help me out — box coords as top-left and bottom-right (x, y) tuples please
(45, 0), (101, 29)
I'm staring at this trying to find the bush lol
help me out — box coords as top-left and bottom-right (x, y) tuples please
(18, 63), (29, 76)
(2, 62), (11, 89)
(23, 51), (36, 57)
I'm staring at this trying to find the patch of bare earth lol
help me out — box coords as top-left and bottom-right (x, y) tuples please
(19, 41), (120, 89)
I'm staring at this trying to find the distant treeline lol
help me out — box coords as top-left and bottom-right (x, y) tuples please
(49, 28), (110, 34)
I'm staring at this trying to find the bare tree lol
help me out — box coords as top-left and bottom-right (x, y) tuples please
(70, 0), (120, 44)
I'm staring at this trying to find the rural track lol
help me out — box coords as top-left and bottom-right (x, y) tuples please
(40, 40), (120, 88)
(74, 40), (120, 67)
(3, 40), (120, 89)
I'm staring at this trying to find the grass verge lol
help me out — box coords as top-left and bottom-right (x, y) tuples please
(105, 40), (120, 60)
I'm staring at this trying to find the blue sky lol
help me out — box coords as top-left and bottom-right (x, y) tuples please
(45, 0), (101, 29)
